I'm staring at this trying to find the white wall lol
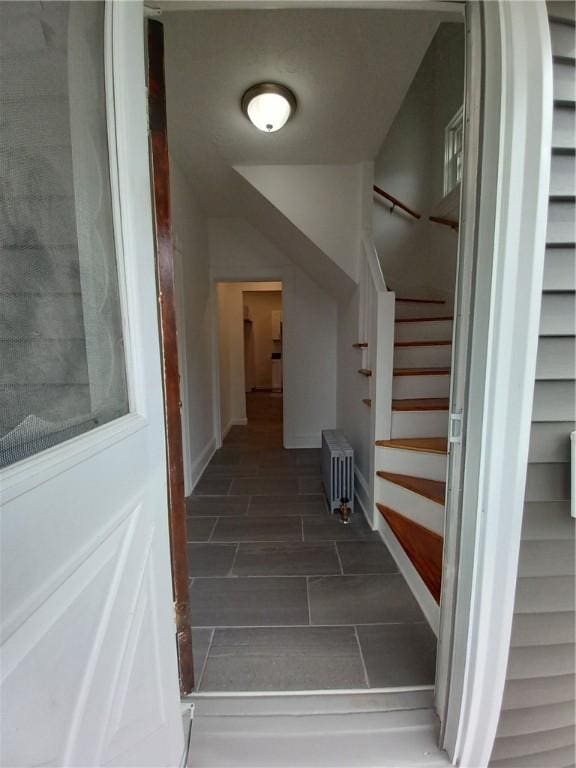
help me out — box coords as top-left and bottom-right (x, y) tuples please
(216, 281), (282, 437)
(210, 218), (337, 448)
(216, 283), (246, 435)
(170, 160), (216, 494)
(236, 164), (364, 282)
(243, 291), (282, 391)
(373, 23), (464, 303)
(337, 290), (373, 505)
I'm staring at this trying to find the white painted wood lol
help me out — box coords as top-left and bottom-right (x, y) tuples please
(394, 344), (453, 368)
(391, 409), (449, 439)
(375, 476), (444, 535)
(442, 3), (554, 766)
(376, 445), (447, 482)
(392, 372), (451, 399)
(0, 4), (183, 765)
(376, 516), (440, 636)
(394, 318), (453, 343)
(189, 689), (435, 715)
(188, 704), (449, 768)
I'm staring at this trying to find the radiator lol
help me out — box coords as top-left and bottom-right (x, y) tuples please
(321, 430), (355, 514)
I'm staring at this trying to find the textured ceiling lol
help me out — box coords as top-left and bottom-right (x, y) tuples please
(163, 9), (450, 169)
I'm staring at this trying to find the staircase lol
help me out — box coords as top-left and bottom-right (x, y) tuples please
(373, 297), (452, 620)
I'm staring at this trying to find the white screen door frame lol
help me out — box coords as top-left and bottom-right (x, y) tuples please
(0, 3), (183, 766)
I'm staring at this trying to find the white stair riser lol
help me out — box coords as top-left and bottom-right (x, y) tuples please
(392, 374), (450, 399)
(375, 478), (445, 536)
(376, 446), (447, 481)
(395, 319), (453, 342)
(394, 345), (452, 368)
(391, 409), (449, 438)
(395, 303), (450, 320)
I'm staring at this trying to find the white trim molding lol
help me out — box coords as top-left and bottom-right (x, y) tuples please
(442, 3), (553, 766)
(189, 436), (218, 492)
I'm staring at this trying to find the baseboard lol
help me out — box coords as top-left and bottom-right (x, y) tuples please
(354, 467), (371, 527)
(221, 417), (248, 441)
(190, 436), (217, 492)
(376, 513), (440, 636)
(284, 433), (322, 449)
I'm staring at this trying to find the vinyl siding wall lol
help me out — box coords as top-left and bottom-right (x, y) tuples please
(490, 4), (576, 766)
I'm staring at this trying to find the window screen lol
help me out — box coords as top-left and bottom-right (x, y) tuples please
(0, 1), (129, 468)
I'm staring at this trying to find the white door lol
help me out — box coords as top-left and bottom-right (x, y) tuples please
(0, 2), (183, 766)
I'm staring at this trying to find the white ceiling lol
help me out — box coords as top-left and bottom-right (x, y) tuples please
(163, 8), (452, 169)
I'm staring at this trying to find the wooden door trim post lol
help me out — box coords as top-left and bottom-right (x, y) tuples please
(147, 18), (194, 696)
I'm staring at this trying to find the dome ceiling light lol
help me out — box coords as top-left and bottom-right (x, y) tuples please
(241, 83), (297, 133)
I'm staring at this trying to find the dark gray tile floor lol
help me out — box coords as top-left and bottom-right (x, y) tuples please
(187, 393), (436, 692)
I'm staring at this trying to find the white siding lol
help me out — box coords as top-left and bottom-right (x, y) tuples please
(490, 6), (576, 766)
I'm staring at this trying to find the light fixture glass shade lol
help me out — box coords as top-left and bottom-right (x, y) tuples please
(241, 83), (296, 133)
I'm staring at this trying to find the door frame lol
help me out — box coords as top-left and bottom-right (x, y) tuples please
(153, 1), (553, 764)
(437, 2), (553, 765)
(211, 278), (285, 448)
(147, 18), (194, 696)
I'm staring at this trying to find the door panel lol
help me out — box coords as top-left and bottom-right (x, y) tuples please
(0, 2), (183, 765)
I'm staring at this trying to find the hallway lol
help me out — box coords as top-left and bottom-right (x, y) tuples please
(186, 393), (436, 692)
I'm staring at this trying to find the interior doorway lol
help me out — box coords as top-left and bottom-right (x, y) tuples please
(215, 281), (284, 445)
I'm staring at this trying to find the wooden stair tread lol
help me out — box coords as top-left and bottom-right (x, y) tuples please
(377, 471), (446, 505)
(395, 316), (453, 323)
(396, 297), (446, 304)
(392, 397), (449, 411)
(377, 504), (443, 604)
(375, 437), (448, 454)
(353, 342), (368, 348)
(395, 340), (452, 347)
(363, 398), (372, 407)
(358, 368), (373, 377)
(394, 367), (450, 377)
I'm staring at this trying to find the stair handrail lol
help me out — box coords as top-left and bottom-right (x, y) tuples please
(429, 215), (459, 231)
(373, 185), (421, 221)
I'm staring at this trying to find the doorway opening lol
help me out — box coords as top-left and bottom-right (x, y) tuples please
(216, 281), (284, 448)
(155, 1), (467, 711)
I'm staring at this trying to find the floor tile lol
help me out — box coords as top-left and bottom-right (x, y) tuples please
(190, 577), (309, 627)
(211, 516), (302, 542)
(199, 626), (367, 692)
(357, 624), (436, 686)
(336, 541), (399, 575)
(249, 494), (325, 507)
(203, 464), (260, 478)
(187, 517), (217, 542)
(186, 496), (249, 517)
(258, 451), (299, 467)
(296, 449), (322, 465)
(247, 499), (327, 517)
(187, 543), (237, 577)
(192, 628), (214, 688)
(209, 450), (244, 466)
(258, 464), (320, 477)
(230, 477), (300, 496)
(194, 477), (233, 496)
(303, 514), (377, 542)
(299, 477), (323, 494)
(308, 574), (425, 625)
(233, 543), (340, 577)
